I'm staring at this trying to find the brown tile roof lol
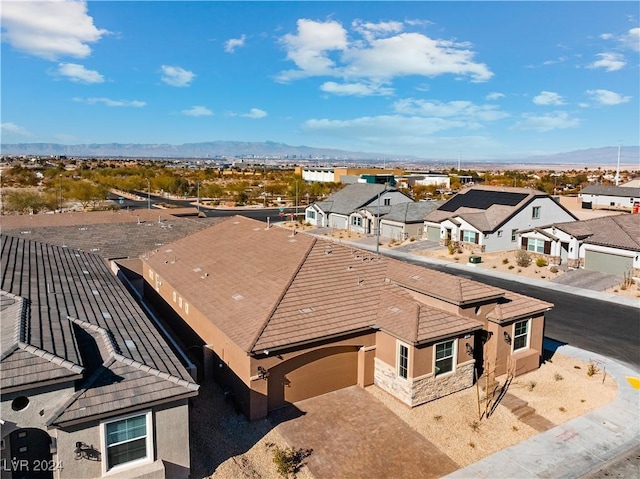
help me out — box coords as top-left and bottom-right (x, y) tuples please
(147, 217), (550, 353)
(0, 235), (198, 425)
(553, 214), (640, 251)
(486, 291), (553, 323)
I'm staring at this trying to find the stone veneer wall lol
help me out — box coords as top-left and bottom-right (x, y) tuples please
(374, 358), (475, 407)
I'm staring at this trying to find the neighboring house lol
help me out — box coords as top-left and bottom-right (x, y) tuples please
(579, 185), (640, 212)
(423, 186), (578, 253)
(305, 183), (413, 231)
(0, 235), (199, 479)
(377, 201), (443, 242)
(519, 214), (640, 276)
(295, 166), (404, 184)
(141, 216), (552, 421)
(395, 174), (451, 190)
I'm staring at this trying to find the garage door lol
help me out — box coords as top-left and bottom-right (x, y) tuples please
(268, 346), (358, 410)
(427, 225), (441, 242)
(584, 250), (633, 276)
(380, 223), (403, 241)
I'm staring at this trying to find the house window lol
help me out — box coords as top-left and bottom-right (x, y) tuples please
(435, 340), (455, 376)
(511, 229), (518, 242)
(185, 302), (189, 315)
(397, 343), (409, 379)
(172, 291), (177, 303)
(103, 411), (152, 472)
(178, 297), (183, 308)
(148, 269), (154, 281)
(383, 198), (391, 206)
(513, 319), (530, 351)
(527, 238), (545, 254)
(462, 230), (478, 243)
(532, 206), (541, 219)
(306, 210), (315, 220)
(497, 230), (503, 238)
(351, 216), (362, 227)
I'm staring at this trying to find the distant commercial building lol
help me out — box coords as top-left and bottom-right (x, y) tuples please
(295, 166), (404, 184)
(579, 185), (640, 212)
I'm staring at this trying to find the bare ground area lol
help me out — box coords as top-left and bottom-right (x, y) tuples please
(194, 354), (616, 478)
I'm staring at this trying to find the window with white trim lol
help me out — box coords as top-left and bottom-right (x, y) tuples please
(102, 411), (153, 472)
(527, 238), (545, 253)
(306, 210), (316, 219)
(497, 230), (503, 238)
(511, 229), (518, 242)
(513, 319), (530, 351)
(397, 343), (409, 379)
(532, 206), (541, 219)
(351, 216), (363, 227)
(462, 230), (477, 243)
(383, 198), (391, 206)
(435, 340), (455, 376)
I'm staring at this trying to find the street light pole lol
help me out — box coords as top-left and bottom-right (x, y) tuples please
(145, 178), (151, 209)
(196, 181), (200, 213)
(59, 174), (63, 211)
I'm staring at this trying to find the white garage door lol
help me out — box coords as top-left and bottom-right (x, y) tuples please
(427, 226), (440, 242)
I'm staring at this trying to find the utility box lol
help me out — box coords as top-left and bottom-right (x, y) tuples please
(469, 255), (482, 264)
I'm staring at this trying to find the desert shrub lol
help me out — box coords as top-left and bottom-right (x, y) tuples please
(447, 242), (455, 255)
(433, 415), (442, 422)
(502, 258), (509, 264)
(536, 257), (548, 267)
(515, 250), (531, 267)
(554, 373), (564, 381)
(587, 363), (599, 377)
(409, 236), (415, 242)
(271, 445), (313, 478)
(508, 265), (515, 270)
(550, 266), (558, 273)
(527, 380), (537, 391)
(469, 420), (480, 432)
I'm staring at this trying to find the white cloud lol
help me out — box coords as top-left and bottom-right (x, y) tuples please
(181, 106), (213, 117)
(304, 115), (465, 138)
(74, 97), (146, 107)
(277, 19), (492, 83)
(599, 33), (614, 40)
(533, 91), (565, 106)
(393, 99), (509, 122)
(0, 0), (108, 60)
(485, 92), (505, 101)
(512, 111), (580, 132)
(57, 63), (104, 83)
(160, 65), (195, 87)
(586, 89), (631, 106)
(622, 27), (640, 52)
(242, 108), (267, 119)
(1, 122), (33, 137)
(320, 81), (393, 96)
(542, 56), (567, 66)
(587, 52), (626, 72)
(225, 34), (246, 53)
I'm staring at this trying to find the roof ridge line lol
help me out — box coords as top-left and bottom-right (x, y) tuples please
(16, 341), (85, 374)
(67, 316), (198, 390)
(612, 214), (639, 247)
(45, 356), (118, 427)
(248, 236), (318, 353)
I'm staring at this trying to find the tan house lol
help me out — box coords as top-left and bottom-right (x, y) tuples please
(142, 217), (552, 420)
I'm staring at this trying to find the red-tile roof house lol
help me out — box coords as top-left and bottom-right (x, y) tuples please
(142, 216), (552, 420)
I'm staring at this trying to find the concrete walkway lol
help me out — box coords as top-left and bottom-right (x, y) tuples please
(444, 341), (640, 479)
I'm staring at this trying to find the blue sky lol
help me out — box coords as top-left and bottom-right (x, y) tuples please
(1, 1), (639, 160)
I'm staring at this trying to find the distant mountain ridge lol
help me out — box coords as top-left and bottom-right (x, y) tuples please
(1, 141), (638, 165)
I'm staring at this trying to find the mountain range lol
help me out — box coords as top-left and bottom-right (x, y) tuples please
(1, 141), (638, 166)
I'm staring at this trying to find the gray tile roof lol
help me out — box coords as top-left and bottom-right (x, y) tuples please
(380, 201), (443, 224)
(553, 214), (640, 251)
(0, 235), (198, 426)
(314, 183), (394, 215)
(580, 185), (640, 198)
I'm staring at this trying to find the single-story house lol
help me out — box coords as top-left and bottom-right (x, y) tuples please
(423, 186), (578, 253)
(579, 185), (640, 212)
(0, 235), (199, 479)
(376, 201), (443, 242)
(519, 214), (640, 276)
(305, 183), (413, 231)
(141, 216), (552, 421)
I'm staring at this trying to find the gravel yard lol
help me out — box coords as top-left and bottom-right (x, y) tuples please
(191, 353), (616, 477)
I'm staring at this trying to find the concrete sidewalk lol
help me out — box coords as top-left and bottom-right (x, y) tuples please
(444, 342), (640, 479)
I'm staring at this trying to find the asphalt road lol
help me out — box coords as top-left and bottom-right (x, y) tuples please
(108, 193), (639, 370)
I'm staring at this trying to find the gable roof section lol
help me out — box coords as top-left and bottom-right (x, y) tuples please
(0, 235), (198, 424)
(382, 201), (442, 224)
(313, 183), (392, 215)
(425, 186), (576, 232)
(581, 185), (640, 198)
(553, 214), (640, 251)
(486, 291), (553, 323)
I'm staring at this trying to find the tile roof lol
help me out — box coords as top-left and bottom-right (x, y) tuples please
(379, 201), (443, 223)
(581, 185), (640, 198)
(146, 217), (552, 353)
(1, 210), (219, 260)
(425, 186), (555, 232)
(314, 183), (394, 215)
(486, 291), (553, 323)
(553, 214), (640, 251)
(0, 235), (198, 425)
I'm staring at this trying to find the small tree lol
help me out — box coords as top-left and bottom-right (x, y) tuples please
(271, 445), (312, 478)
(515, 249), (531, 267)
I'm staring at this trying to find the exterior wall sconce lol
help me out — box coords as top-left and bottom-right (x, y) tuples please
(504, 332), (511, 344)
(257, 366), (269, 380)
(465, 343), (474, 356)
(74, 442), (92, 460)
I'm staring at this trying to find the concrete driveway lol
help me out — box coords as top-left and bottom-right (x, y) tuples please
(551, 269), (622, 291)
(271, 386), (458, 479)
